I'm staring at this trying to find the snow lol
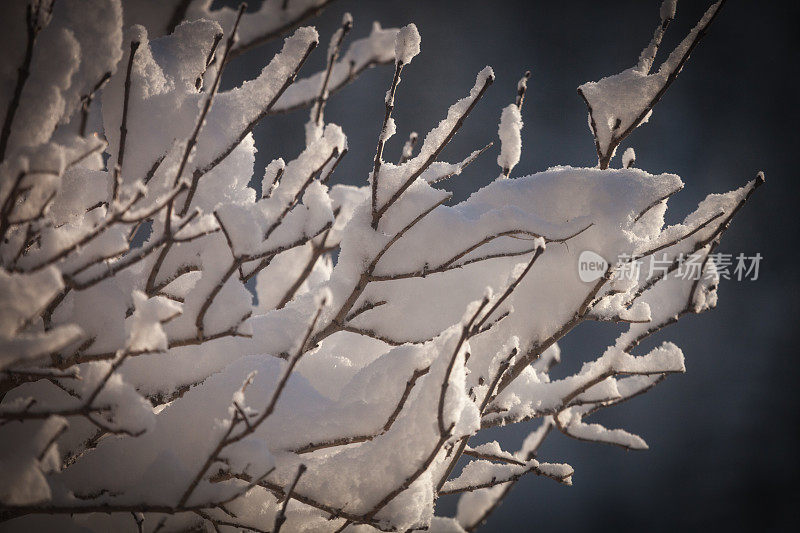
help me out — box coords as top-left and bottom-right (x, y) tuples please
(497, 104), (522, 175)
(557, 409), (649, 450)
(622, 146), (636, 168)
(0, 416), (68, 505)
(0, 3), (759, 531)
(395, 23), (421, 65)
(374, 66), (495, 209)
(579, 1), (723, 163)
(274, 22), (400, 113)
(661, 0), (678, 21)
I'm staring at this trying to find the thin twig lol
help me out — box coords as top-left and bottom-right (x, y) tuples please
(274, 464), (307, 533)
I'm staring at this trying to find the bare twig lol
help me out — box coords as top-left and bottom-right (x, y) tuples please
(371, 60), (404, 227)
(372, 71), (494, 227)
(0, 3), (42, 162)
(274, 464), (307, 533)
(314, 13), (352, 125)
(79, 71), (111, 137)
(116, 41), (140, 177)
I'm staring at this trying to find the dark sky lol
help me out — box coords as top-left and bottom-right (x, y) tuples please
(220, 1), (800, 531)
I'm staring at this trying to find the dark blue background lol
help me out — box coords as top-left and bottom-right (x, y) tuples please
(219, 1), (799, 530)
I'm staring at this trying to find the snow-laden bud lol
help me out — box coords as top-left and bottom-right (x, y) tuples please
(622, 147), (636, 168)
(497, 104), (523, 177)
(394, 23), (421, 65)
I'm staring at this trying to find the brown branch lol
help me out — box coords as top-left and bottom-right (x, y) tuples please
(175, 4), (247, 202)
(321, 146), (347, 184)
(262, 163), (284, 199)
(372, 71), (494, 227)
(195, 260), (239, 339)
(472, 246), (544, 332)
(633, 184), (683, 223)
(196, 32), (223, 90)
(0, 3), (40, 162)
(0, 172), (25, 245)
(183, 39), (318, 214)
(274, 464), (307, 533)
(438, 298), (488, 435)
(79, 71), (111, 137)
(228, 0), (337, 59)
(439, 461), (570, 496)
(345, 299), (387, 323)
(68, 220), (209, 291)
(625, 173), (764, 306)
(256, 479), (389, 531)
(515, 70), (531, 110)
(314, 13), (352, 125)
(431, 142), (493, 184)
(632, 211), (724, 261)
(21, 185), (152, 273)
(116, 41), (140, 177)
(194, 509), (267, 533)
(275, 229), (332, 309)
(226, 298), (326, 447)
(292, 366), (430, 454)
(363, 428), (453, 520)
(581, 0), (728, 169)
(461, 420), (554, 531)
(311, 193), (452, 345)
(462, 448), (524, 467)
(166, 0), (193, 35)
(264, 147), (338, 241)
(292, 434), (373, 454)
(500, 70), (531, 179)
(371, 61), (404, 227)
(145, 5), (248, 294)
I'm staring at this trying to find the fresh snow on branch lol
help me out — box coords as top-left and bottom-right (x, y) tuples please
(0, 1), (760, 532)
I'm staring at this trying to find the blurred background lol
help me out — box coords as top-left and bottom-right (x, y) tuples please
(218, 1), (799, 531)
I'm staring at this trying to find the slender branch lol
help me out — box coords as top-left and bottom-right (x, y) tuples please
(146, 4), (248, 294)
(116, 41), (140, 177)
(274, 464), (307, 533)
(314, 13), (352, 125)
(363, 428), (453, 520)
(581, 0), (728, 168)
(176, 3), (246, 202)
(633, 184), (683, 223)
(372, 72), (494, 227)
(263, 147), (338, 241)
(166, 0), (193, 35)
(472, 245), (544, 332)
(438, 298), (489, 435)
(79, 71), (111, 137)
(461, 421), (554, 532)
(311, 193), (452, 345)
(371, 61), (404, 227)
(196, 32), (223, 90)
(501, 70), (531, 179)
(183, 40), (317, 212)
(228, 0), (336, 59)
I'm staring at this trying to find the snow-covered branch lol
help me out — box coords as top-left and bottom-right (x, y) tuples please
(0, 1), (760, 531)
